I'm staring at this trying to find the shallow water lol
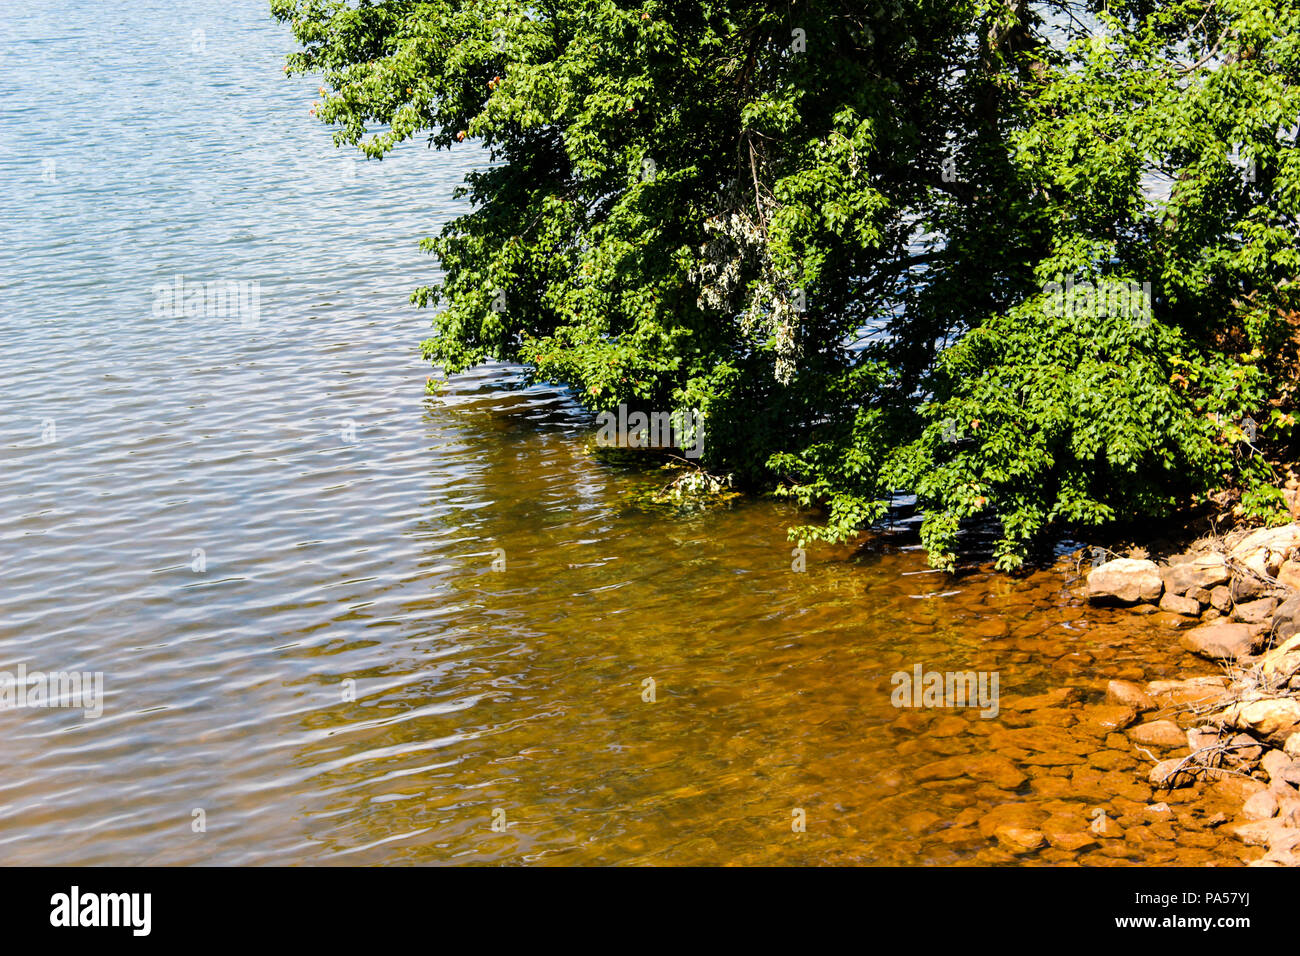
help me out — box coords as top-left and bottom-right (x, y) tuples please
(0, 0), (1242, 866)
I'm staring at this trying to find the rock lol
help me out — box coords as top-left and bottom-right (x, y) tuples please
(976, 803), (1046, 839)
(1242, 789), (1279, 820)
(1230, 574), (1272, 604)
(1149, 758), (1196, 789)
(1001, 687), (1083, 711)
(1278, 559), (1300, 593)
(1225, 733), (1264, 766)
(1232, 818), (1300, 852)
(1210, 585), (1233, 612)
(1106, 679), (1155, 712)
(1161, 554), (1230, 594)
(1219, 698), (1300, 746)
(914, 754), (1028, 790)
(1274, 595), (1300, 642)
(1158, 592), (1202, 617)
(1261, 749), (1300, 785)
(1231, 524), (1300, 565)
(1078, 704), (1138, 735)
(1127, 720), (1189, 749)
(1187, 586), (1213, 606)
(1259, 634), (1300, 681)
(1146, 676), (1233, 709)
(1041, 816), (1099, 851)
(1285, 732), (1300, 758)
(1087, 559), (1163, 604)
(993, 824), (1047, 853)
(1180, 621), (1263, 661)
(1233, 596), (1279, 625)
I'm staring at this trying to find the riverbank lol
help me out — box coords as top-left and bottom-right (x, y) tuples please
(1080, 519), (1300, 866)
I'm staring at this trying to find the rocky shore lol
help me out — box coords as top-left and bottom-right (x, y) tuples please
(1085, 522), (1300, 866)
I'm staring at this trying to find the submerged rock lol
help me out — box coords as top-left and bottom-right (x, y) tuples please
(1126, 720), (1186, 749)
(1106, 679), (1155, 712)
(1180, 621), (1262, 661)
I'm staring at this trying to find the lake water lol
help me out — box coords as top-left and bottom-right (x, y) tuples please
(0, 0), (1237, 866)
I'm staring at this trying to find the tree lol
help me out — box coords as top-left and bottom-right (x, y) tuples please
(275, 0), (1299, 569)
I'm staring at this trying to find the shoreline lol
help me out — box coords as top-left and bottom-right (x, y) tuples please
(1080, 520), (1300, 865)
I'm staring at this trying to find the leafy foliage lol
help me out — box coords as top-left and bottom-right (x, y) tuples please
(276, 0), (1300, 569)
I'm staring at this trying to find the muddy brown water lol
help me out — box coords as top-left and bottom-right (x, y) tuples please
(0, 0), (1254, 866)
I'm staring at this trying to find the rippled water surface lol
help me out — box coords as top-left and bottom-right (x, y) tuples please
(0, 0), (1240, 866)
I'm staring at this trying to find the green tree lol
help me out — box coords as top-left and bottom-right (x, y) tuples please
(275, 0), (1299, 569)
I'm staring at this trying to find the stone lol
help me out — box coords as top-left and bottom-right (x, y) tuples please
(1126, 720), (1188, 749)
(1180, 621), (1263, 661)
(1242, 790), (1279, 821)
(1040, 815), (1099, 851)
(1232, 818), (1300, 849)
(1219, 698), (1300, 746)
(1259, 634), (1300, 681)
(993, 824), (1047, 853)
(902, 810), (943, 834)
(1274, 595), (1300, 643)
(1187, 586), (1213, 606)
(1078, 704), (1138, 735)
(1230, 524), (1300, 565)
(1261, 749), (1300, 785)
(1278, 559), (1300, 593)
(1087, 559), (1163, 604)
(1146, 676), (1232, 709)
(1225, 733), (1264, 766)
(913, 754), (1028, 790)
(1160, 554), (1230, 594)
(1231, 573), (1272, 604)
(1106, 680), (1155, 712)
(1158, 592), (1202, 617)
(1210, 585), (1233, 612)
(1232, 596), (1279, 625)
(1149, 758), (1196, 789)
(1285, 732), (1300, 758)
(1001, 687), (1082, 711)
(976, 803), (1046, 839)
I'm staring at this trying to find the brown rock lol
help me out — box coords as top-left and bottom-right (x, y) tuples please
(1187, 586), (1213, 606)
(1232, 596), (1279, 625)
(1231, 574), (1271, 604)
(1146, 676), (1232, 709)
(1277, 559), (1300, 593)
(1041, 814), (1100, 851)
(1158, 592), (1202, 616)
(1261, 749), (1300, 785)
(1219, 698), (1300, 746)
(1258, 634), (1300, 681)
(1149, 758), (1196, 789)
(1275, 595), (1300, 643)
(1001, 687), (1083, 711)
(1242, 789), (1279, 821)
(1087, 559), (1163, 605)
(914, 754), (1028, 790)
(1127, 720), (1187, 749)
(1160, 554), (1230, 594)
(1210, 585), (1232, 612)
(993, 824), (1047, 853)
(1078, 704), (1139, 735)
(1180, 620), (1263, 661)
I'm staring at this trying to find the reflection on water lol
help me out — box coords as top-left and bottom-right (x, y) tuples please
(0, 0), (1235, 866)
